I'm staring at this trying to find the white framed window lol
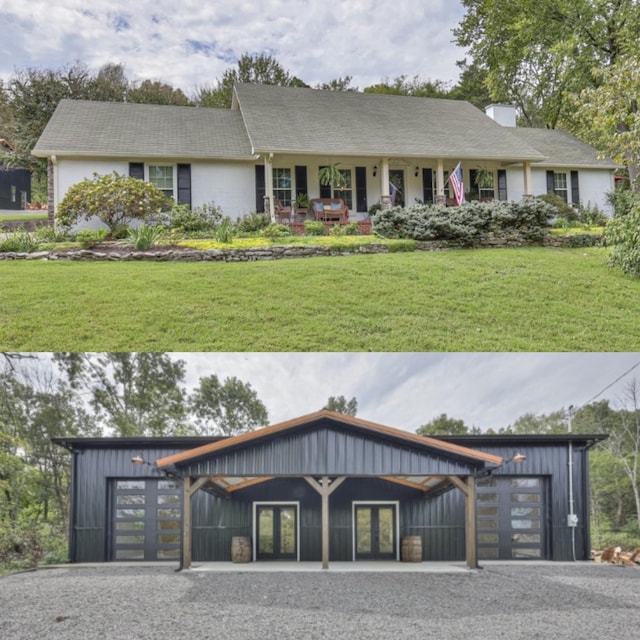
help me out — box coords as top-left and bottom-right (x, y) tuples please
(148, 165), (174, 199)
(273, 167), (292, 207)
(553, 172), (568, 202)
(333, 168), (353, 209)
(478, 172), (495, 201)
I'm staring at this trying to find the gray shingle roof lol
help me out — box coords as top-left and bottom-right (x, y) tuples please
(32, 100), (254, 159)
(233, 83), (545, 162)
(508, 127), (619, 169)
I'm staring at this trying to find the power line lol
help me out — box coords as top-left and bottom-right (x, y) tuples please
(581, 358), (640, 407)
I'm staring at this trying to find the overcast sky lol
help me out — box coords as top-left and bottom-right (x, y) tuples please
(0, 1), (467, 94)
(172, 352), (640, 432)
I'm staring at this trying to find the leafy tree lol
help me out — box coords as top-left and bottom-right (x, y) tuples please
(0, 78), (15, 140)
(196, 53), (308, 109)
(323, 396), (358, 416)
(447, 59), (493, 110)
(454, 0), (640, 128)
(603, 196), (640, 277)
(315, 76), (357, 92)
(502, 410), (569, 434)
(416, 413), (477, 436)
(189, 375), (268, 436)
(55, 172), (170, 234)
(364, 75), (450, 98)
(6, 64), (94, 177)
(86, 62), (129, 102)
(575, 55), (640, 190)
(53, 353), (188, 436)
(128, 80), (191, 106)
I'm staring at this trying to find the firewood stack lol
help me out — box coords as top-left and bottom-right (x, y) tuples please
(591, 546), (640, 566)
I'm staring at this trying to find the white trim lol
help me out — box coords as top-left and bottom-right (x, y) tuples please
(252, 501), (300, 562)
(351, 500), (400, 562)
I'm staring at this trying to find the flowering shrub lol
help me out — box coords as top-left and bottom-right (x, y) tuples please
(56, 172), (169, 235)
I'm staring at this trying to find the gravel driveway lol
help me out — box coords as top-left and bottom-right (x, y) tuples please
(1, 563), (639, 639)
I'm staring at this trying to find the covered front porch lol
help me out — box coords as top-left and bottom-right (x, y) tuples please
(155, 411), (503, 571)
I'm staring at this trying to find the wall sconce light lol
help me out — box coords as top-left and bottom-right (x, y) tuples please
(415, 167), (420, 177)
(131, 455), (155, 468)
(373, 166), (378, 177)
(511, 452), (527, 464)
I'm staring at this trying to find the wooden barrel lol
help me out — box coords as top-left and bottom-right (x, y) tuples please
(401, 536), (422, 562)
(231, 536), (251, 563)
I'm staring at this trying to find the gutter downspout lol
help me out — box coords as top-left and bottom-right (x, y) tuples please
(568, 406), (577, 561)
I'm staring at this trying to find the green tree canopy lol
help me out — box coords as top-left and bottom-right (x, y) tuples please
(189, 374), (268, 436)
(416, 413), (477, 436)
(363, 75), (450, 98)
(196, 53), (308, 109)
(454, 0), (640, 128)
(323, 395), (358, 416)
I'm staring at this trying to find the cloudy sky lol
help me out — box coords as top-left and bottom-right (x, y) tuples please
(0, 1), (467, 94)
(172, 352), (640, 432)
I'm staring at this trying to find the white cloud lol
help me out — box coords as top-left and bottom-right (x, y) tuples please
(172, 352), (640, 433)
(0, 0), (467, 94)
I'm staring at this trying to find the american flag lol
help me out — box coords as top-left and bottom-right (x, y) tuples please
(449, 162), (465, 206)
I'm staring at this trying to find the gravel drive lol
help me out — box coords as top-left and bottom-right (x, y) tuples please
(1, 563), (639, 639)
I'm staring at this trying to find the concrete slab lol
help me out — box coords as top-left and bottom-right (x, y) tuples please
(189, 561), (471, 573)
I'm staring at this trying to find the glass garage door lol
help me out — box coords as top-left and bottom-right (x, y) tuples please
(111, 479), (182, 561)
(476, 476), (547, 560)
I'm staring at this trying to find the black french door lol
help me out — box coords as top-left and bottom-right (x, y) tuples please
(256, 505), (297, 560)
(355, 504), (396, 560)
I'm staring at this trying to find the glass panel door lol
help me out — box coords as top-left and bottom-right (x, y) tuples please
(355, 504), (396, 560)
(256, 505), (297, 560)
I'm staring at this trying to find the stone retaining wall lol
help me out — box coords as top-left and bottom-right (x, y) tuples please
(0, 233), (602, 262)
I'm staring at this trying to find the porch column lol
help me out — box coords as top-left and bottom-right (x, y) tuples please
(447, 475), (478, 569)
(182, 476), (192, 569)
(523, 161), (532, 196)
(435, 159), (446, 205)
(465, 475), (478, 569)
(380, 158), (391, 209)
(264, 154), (275, 222)
(180, 475), (209, 570)
(304, 476), (346, 569)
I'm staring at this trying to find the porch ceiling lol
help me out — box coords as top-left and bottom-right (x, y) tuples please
(194, 473), (464, 499)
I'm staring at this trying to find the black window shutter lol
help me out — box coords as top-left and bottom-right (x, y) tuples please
(422, 168), (433, 203)
(570, 171), (580, 205)
(319, 166), (331, 198)
(176, 164), (191, 207)
(129, 162), (144, 180)
(355, 166), (367, 212)
(295, 165), (308, 198)
(497, 169), (508, 201)
(546, 170), (555, 195)
(255, 165), (265, 212)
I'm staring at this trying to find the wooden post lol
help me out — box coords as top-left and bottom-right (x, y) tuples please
(182, 475), (192, 570)
(465, 474), (478, 569)
(304, 476), (346, 570)
(321, 477), (330, 570)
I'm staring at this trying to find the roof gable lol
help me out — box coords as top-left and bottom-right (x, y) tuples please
(233, 84), (545, 161)
(509, 127), (619, 169)
(156, 410), (502, 475)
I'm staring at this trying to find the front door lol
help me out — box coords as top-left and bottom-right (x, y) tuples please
(355, 504), (396, 560)
(256, 504), (297, 560)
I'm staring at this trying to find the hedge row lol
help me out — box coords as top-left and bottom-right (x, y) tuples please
(371, 198), (555, 245)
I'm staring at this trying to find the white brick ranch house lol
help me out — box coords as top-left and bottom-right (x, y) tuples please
(32, 83), (619, 226)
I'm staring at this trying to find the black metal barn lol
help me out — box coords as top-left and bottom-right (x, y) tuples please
(53, 412), (605, 567)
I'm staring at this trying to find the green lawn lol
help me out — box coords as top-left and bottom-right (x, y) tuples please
(0, 212), (48, 221)
(0, 247), (638, 351)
